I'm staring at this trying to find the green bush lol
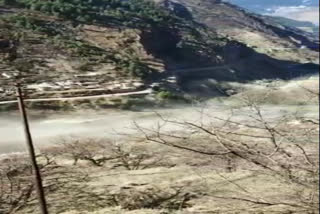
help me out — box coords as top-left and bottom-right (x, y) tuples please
(157, 90), (177, 100)
(1, 0), (179, 29)
(0, 103), (18, 111)
(6, 15), (37, 30)
(3, 14), (64, 36)
(127, 59), (149, 78)
(0, 0), (18, 6)
(156, 90), (190, 103)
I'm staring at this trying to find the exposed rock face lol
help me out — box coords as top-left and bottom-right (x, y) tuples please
(160, 0), (194, 20)
(140, 27), (181, 57)
(155, 0), (319, 63)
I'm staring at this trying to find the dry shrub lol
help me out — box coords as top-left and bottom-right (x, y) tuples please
(133, 98), (319, 213)
(111, 185), (196, 210)
(52, 137), (171, 170)
(0, 153), (103, 214)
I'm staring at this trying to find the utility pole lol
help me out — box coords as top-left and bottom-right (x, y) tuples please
(16, 84), (49, 214)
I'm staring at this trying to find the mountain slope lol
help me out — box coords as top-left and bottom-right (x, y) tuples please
(262, 15), (319, 39)
(225, 0), (319, 25)
(0, 0), (228, 100)
(155, 0), (319, 63)
(0, 0), (318, 103)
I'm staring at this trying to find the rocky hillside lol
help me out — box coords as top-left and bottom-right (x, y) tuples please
(0, 0), (318, 102)
(0, 0), (230, 100)
(262, 16), (319, 39)
(155, 0), (319, 62)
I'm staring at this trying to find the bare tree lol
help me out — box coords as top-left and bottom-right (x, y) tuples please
(133, 98), (319, 213)
(0, 151), (112, 214)
(112, 185), (195, 210)
(0, 156), (34, 214)
(53, 137), (167, 170)
(52, 137), (118, 166)
(110, 143), (166, 170)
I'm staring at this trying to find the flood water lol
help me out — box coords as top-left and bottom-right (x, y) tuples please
(0, 102), (318, 154)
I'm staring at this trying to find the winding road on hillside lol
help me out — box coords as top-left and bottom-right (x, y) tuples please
(1, 60), (317, 105)
(0, 65), (231, 105)
(0, 89), (152, 105)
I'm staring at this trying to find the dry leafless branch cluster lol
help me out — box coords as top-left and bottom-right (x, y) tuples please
(132, 98), (319, 213)
(49, 137), (170, 170)
(110, 185), (196, 211)
(0, 153), (93, 214)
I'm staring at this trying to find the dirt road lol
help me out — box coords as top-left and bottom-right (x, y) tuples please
(0, 89), (152, 105)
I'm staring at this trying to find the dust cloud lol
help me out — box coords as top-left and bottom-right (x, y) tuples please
(0, 101), (318, 154)
(0, 103), (225, 154)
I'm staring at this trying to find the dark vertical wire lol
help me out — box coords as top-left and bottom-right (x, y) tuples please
(16, 84), (49, 214)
